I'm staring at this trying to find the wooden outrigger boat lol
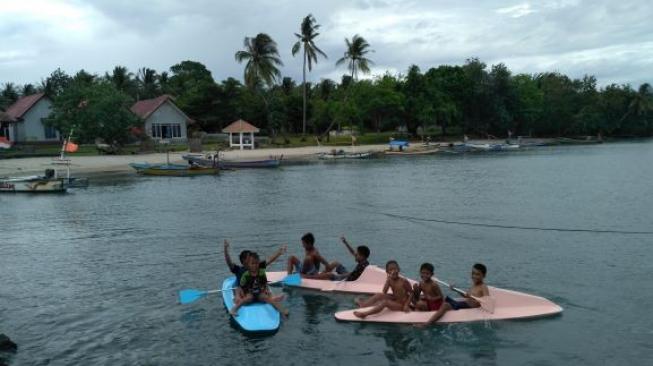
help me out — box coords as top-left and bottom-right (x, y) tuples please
(182, 153), (282, 169)
(129, 162), (218, 176)
(0, 169), (66, 193)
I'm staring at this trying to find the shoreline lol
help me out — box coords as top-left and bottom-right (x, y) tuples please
(0, 137), (615, 178)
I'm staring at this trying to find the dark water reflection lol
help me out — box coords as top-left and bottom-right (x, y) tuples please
(2, 141), (653, 365)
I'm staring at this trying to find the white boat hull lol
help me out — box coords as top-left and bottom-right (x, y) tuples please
(0, 178), (66, 193)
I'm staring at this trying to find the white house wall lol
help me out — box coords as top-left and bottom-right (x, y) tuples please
(144, 101), (188, 140)
(18, 98), (58, 142)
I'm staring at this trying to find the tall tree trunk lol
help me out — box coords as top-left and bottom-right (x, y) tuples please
(302, 49), (307, 137)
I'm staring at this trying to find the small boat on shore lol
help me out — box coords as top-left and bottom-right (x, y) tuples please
(129, 162), (219, 176)
(385, 148), (439, 156)
(0, 169), (66, 193)
(318, 150), (373, 160)
(182, 153), (282, 169)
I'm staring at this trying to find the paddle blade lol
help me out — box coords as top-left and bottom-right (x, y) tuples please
(178, 289), (207, 304)
(281, 273), (301, 286)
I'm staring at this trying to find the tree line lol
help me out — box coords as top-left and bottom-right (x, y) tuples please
(1, 14), (651, 145)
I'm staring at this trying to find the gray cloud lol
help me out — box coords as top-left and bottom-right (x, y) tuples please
(0, 0), (650, 87)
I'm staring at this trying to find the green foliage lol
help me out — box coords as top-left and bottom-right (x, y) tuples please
(49, 81), (140, 146)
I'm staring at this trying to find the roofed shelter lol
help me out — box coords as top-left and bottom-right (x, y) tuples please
(222, 119), (260, 150)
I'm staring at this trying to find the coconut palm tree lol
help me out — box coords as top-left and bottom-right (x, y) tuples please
(336, 35), (374, 81)
(235, 33), (283, 89)
(136, 67), (158, 100)
(292, 14), (327, 136)
(110, 66), (134, 93)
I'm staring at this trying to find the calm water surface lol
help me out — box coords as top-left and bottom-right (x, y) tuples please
(2, 142), (653, 365)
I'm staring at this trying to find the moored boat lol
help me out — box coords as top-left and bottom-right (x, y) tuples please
(385, 148), (439, 156)
(182, 153), (282, 169)
(0, 169), (66, 193)
(318, 150), (373, 160)
(129, 162), (219, 176)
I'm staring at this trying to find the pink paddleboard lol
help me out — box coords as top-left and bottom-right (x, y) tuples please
(334, 287), (563, 324)
(267, 265), (417, 294)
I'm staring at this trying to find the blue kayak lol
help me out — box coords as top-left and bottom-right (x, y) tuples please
(221, 277), (280, 333)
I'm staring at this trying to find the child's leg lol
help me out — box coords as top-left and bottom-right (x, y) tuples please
(234, 287), (245, 304)
(230, 294), (253, 316)
(260, 294), (289, 317)
(415, 303), (452, 327)
(354, 299), (403, 318)
(356, 293), (390, 308)
(414, 300), (428, 311)
(287, 256), (300, 274)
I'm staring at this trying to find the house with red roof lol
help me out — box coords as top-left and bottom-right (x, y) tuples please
(130, 95), (192, 141)
(1, 93), (58, 143)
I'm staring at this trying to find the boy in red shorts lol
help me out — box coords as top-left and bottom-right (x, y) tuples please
(412, 263), (444, 311)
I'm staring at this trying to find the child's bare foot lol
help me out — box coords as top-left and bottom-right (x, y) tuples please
(281, 309), (289, 319)
(353, 311), (367, 319)
(229, 308), (238, 317)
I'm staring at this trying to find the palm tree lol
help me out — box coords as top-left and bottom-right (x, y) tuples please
(110, 66), (134, 93)
(292, 14), (327, 136)
(136, 67), (158, 100)
(619, 83), (653, 134)
(235, 33), (284, 139)
(235, 33), (283, 89)
(336, 35), (374, 81)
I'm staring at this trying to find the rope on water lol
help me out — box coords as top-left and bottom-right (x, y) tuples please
(367, 210), (653, 235)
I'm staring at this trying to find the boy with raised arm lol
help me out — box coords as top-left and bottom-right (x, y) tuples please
(223, 239), (286, 302)
(286, 233), (329, 276)
(230, 253), (288, 317)
(416, 263), (490, 327)
(303, 236), (370, 281)
(353, 260), (413, 319)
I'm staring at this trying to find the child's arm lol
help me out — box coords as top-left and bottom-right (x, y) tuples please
(340, 236), (356, 257)
(315, 251), (330, 267)
(266, 244), (287, 266)
(382, 277), (391, 294)
(223, 240), (235, 271)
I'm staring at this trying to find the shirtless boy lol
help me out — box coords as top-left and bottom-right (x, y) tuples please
(353, 260), (412, 319)
(303, 236), (370, 281)
(411, 263), (444, 311)
(417, 263), (490, 327)
(287, 233), (329, 276)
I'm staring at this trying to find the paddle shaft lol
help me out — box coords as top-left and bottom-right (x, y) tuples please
(434, 278), (481, 302)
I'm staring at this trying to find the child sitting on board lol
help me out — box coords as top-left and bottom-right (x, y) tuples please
(416, 263), (490, 327)
(411, 263), (444, 311)
(353, 260), (412, 319)
(303, 236), (370, 281)
(223, 239), (286, 302)
(287, 233), (329, 276)
(230, 252), (289, 317)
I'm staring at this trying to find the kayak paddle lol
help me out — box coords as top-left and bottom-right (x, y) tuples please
(434, 278), (496, 313)
(178, 273), (301, 305)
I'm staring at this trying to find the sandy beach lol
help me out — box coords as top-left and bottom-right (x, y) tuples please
(0, 144), (391, 177)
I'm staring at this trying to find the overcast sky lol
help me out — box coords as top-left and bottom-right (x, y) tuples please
(1, 0), (651, 88)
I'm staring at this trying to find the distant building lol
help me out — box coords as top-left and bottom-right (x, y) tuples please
(130, 95), (192, 141)
(0, 93), (59, 143)
(222, 119), (260, 150)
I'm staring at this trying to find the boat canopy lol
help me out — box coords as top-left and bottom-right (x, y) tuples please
(389, 140), (409, 147)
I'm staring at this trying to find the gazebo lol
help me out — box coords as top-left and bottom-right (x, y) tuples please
(222, 119), (260, 150)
